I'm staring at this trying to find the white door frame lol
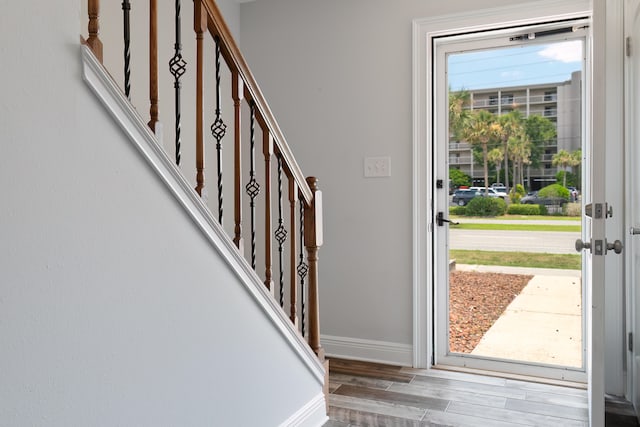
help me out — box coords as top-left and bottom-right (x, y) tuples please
(432, 25), (588, 382)
(412, 0), (592, 369)
(412, 1), (629, 425)
(624, 0), (640, 417)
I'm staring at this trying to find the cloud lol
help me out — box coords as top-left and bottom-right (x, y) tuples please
(538, 40), (582, 63)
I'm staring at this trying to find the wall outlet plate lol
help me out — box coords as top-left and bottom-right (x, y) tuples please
(364, 156), (391, 177)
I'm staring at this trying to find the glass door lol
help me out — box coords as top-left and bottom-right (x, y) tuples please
(433, 21), (589, 382)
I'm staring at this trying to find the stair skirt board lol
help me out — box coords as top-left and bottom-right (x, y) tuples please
(80, 45), (325, 386)
(279, 392), (328, 427)
(321, 335), (413, 367)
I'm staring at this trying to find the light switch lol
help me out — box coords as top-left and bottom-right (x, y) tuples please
(364, 157), (391, 177)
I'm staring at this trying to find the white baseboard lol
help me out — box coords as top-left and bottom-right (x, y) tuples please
(279, 392), (328, 427)
(321, 335), (413, 367)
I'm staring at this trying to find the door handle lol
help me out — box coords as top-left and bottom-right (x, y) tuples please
(575, 238), (622, 254)
(631, 227), (640, 235)
(437, 212), (459, 227)
(607, 240), (623, 254)
(575, 238), (591, 252)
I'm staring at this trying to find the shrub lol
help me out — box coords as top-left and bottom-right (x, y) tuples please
(465, 197), (507, 217)
(565, 202), (581, 217)
(509, 184), (526, 204)
(506, 204), (543, 215)
(538, 183), (570, 200)
(449, 206), (466, 216)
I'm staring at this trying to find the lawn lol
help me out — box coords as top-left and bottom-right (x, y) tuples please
(451, 223), (580, 232)
(450, 249), (581, 270)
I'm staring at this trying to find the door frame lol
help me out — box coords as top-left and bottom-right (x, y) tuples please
(411, 0), (592, 370)
(624, 0), (640, 416)
(432, 25), (589, 382)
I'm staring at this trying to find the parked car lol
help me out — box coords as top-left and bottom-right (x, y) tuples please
(521, 191), (568, 205)
(452, 189), (483, 206)
(491, 183), (505, 188)
(469, 186), (507, 199)
(568, 186), (579, 202)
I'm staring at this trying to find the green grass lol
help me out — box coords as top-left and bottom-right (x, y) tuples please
(450, 214), (579, 221)
(450, 249), (581, 270)
(451, 223), (580, 232)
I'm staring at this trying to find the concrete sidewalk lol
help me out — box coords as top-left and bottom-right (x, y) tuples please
(456, 264), (583, 368)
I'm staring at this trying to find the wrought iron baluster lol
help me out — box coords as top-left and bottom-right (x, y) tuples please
(245, 102), (260, 269)
(148, 0), (159, 131)
(298, 199), (309, 337)
(211, 36), (227, 223)
(169, 0), (187, 165)
(275, 157), (288, 307)
(122, 0), (131, 99)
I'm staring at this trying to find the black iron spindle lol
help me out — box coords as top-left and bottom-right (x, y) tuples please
(245, 102), (260, 269)
(169, 0), (187, 165)
(122, 0), (131, 99)
(275, 157), (288, 307)
(211, 36), (227, 222)
(297, 199), (308, 337)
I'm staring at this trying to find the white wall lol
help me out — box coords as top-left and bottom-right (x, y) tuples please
(0, 2), (324, 425)
(238, 0), (554, 362)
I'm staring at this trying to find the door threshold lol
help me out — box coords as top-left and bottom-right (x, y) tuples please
(432, 363), (587, 389)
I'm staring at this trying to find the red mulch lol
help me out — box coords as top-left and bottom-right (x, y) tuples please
(449, 271), (533, 353)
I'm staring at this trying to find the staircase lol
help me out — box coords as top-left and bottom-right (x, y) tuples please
(81, 0), (328, 424)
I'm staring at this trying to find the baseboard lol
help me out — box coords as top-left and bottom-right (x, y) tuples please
(279, 392), (328, 427)
(321, 334), (413, 367)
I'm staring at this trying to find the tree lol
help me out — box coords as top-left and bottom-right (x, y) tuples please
(508, 133), (532, 188)
(552, 149), (580, 187)
(449, 89), (471, 141)
(487, 148), (504, 184)
(460, 110), (502, 194)
(498, 110), (525, 191)
(524, 115), (557, 170)
(449, 168), (471, 188)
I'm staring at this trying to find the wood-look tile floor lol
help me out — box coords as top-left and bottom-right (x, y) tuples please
(324, 358), (591, 427)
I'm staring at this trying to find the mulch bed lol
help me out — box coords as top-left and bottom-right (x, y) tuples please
(449, 271), (533, 353)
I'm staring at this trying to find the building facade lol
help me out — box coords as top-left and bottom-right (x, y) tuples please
(450, 70), (582, 190)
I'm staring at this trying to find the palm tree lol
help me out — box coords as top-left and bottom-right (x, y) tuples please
(460, 110), (501, 194)
(498, 110), (525, 191)
(487, 148), (504, 184)
(552, 149), (580, 187)
(449, 89), (471, 141)
(508, 133), (532, 188)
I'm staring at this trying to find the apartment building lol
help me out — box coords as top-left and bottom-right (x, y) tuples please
(449, 70), (582, 189)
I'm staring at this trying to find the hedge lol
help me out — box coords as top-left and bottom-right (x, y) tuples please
(507, 204), (546, 216)
(465, 197), (506, 217)
(449, 206), (466, 216)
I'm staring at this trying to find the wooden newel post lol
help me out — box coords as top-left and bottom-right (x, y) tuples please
(304, 176), (324, 361)
(87, 0), (103, 62)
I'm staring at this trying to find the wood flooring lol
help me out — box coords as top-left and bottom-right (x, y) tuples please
(324, 358), (602, 427)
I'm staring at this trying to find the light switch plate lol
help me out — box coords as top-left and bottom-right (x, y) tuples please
(364, 156), (391, 177)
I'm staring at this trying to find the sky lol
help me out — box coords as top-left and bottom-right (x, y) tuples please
(447, 40), (583, 91)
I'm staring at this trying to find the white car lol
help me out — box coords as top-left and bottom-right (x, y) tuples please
(469, 186), (507, 199)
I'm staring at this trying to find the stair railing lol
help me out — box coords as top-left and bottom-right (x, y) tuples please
(83, 0), (324, 363)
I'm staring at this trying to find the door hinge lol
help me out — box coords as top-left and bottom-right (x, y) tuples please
(629, 332), (634, 352)
(626, 37), (632, 57)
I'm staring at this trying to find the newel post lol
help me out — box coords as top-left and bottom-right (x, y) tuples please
(304, 177), (324, 361)
(87, 0), (103, 62)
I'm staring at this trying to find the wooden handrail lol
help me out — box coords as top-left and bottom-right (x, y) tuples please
(200, 0), (313, 205)
(83, 0), (324, 366)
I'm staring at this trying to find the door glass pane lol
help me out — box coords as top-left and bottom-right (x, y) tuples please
(447, 39), (584, 369)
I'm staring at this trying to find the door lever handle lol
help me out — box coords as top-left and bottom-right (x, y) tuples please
(631, 227), (640, 235)
(437, 212), (459, 227)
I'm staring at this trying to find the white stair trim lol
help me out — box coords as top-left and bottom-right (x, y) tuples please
(321, 334), (413, 367)
(278, 392), (328, 427)
(81, 44), (325, 384)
